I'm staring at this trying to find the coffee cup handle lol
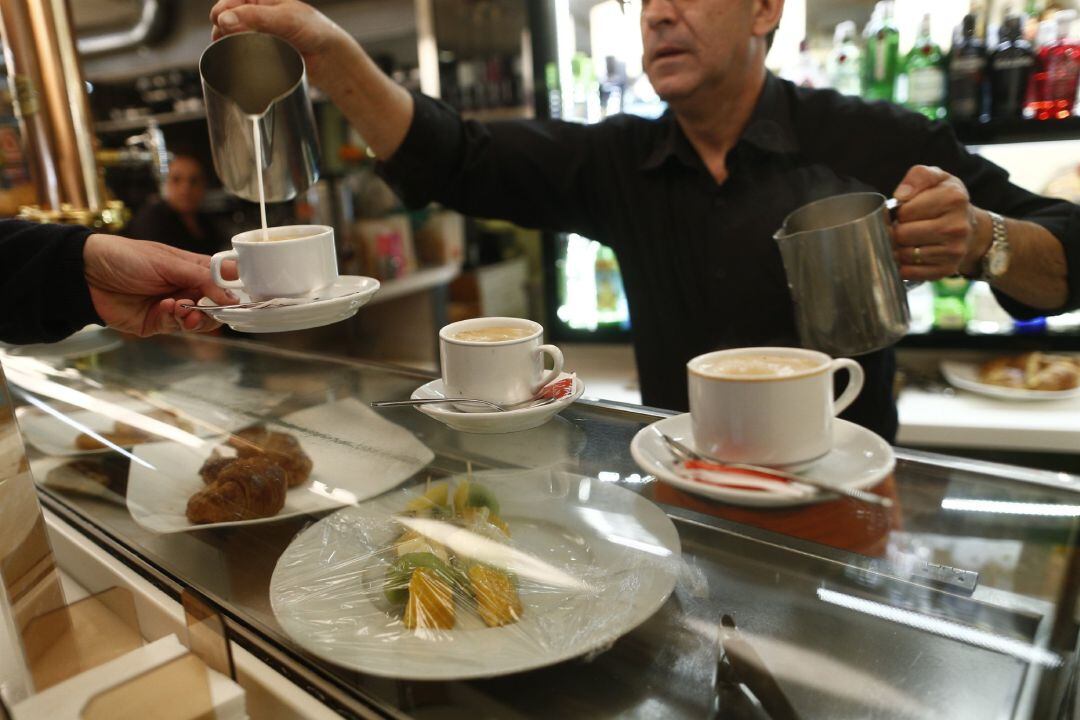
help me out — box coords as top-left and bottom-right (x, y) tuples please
(885, 198), (924, 291)
(210, 250), (244, 289)
(533, 345), (565, 393)
(830, 358), (865, 415)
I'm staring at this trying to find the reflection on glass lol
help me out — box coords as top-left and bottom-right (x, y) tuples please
(396, 516), (592, 591)
(942, 498), (1080, 517)
(816, 588), (1062, 668)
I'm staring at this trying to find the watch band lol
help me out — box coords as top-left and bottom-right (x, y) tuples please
(980, 211), (1009, 282)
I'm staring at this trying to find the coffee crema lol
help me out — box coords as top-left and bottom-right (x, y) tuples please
(696, 354), (821, 378)
(452, 326), (533, 342)
(248, 232), (311, 243)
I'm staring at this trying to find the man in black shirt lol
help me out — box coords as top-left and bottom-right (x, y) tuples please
(212, 0), (1079, 441)
(0, 221), (232, 344)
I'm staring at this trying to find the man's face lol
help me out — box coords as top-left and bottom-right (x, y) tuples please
(640, 0), (755, 102)
(164, 156), (206, 215)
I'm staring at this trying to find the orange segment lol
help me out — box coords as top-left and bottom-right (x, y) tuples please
(467, 565), (523, 627)
(403, 567), (455, 630)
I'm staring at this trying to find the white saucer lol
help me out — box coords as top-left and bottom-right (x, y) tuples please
(197, 275), (380, 333)
(410, 373), (585, 434)
(630, 414), (895, 508)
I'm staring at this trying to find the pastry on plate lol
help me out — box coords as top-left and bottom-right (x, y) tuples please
(228, 426), (313, 487)
(977, 352), (1080, 391)
(186, 455), (287, 524)
(75, 408), (195, 450)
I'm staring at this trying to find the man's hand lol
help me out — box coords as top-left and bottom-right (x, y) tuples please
(891, 165), (992, 281)
(83, 234), (235, 337)
(209, 0), (353, 92)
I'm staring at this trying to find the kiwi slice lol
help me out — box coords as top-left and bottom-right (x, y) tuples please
(465, 484), (500, 516)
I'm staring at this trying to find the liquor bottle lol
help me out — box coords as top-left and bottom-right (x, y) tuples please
(1025, 17), (1057, 118)
(862, 0), (900, 102)
(783, 39), (828, 88)
(948, 14), (989, 122)
(990, 14), (1037, 119)
(932, 278), (971, 330)
(828, 21), (863, 96)
(1030, 10), (1080, 119)
(901, 14), (947, 120)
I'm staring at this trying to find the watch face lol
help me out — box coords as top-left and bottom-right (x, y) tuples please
(988, 245), (1010, 277)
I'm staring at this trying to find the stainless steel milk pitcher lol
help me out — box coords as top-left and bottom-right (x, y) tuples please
(200, 32), (320, 202)
(773, 192), (910, 357)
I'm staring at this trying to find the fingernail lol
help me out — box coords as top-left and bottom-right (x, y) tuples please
(894, 184), (913, 200)
(220, 10), (238, 28)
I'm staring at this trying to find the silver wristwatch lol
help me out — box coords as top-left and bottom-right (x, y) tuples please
(980, 211), (1011, 283)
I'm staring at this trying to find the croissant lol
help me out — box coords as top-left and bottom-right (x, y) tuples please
(979, 352), (1080, 391)
(228, 426), (312, 487)
(198, 451), (234, 485)
(1028, 361), (1080, 391)
(186, 455), (287, 524)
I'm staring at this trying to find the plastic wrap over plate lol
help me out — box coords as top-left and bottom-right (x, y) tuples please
(269, 468), (681, 680)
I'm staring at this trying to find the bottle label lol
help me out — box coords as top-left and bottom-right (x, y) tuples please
(875, 41), (888, 80)
(992, 56), (1034, 71)
(950, 56), (984, 75)
(908, 68), (945, 104)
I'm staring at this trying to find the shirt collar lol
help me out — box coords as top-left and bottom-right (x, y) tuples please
(639, 72), (799, 171)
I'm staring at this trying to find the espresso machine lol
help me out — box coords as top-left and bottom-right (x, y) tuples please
(0, 0), (126, 229)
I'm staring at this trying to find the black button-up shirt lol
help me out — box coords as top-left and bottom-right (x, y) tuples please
(380, 73), (1080, 442)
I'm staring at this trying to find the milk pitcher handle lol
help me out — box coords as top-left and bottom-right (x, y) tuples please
(884, 197), (923, 291)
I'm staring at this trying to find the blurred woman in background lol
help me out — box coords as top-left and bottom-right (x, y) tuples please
(124, 152), (226, 255)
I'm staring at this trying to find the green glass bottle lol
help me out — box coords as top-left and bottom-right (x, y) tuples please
(862, 0), (900, 101)
(902, 14), (947, 120)
(932, 278), (971, 330)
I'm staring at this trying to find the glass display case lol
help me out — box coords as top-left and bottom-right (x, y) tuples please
(1, 333), (1078, 719)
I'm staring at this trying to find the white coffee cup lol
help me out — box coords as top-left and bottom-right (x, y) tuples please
(440, 317), (564, 409)
(210, 224), (337, 300)
(687, 347), (864, 467)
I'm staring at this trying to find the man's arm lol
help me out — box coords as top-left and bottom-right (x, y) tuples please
(883, 103), (1080, 315)
(892, 165), (1072, 311)
(210, 1), (606, 238)
(965, 209), (1068, 310)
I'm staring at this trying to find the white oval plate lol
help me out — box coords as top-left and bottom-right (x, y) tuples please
(3, 326), (122, 359)
(940, 360), (1080, 401)
(125, 398), (433, 533)
(197, 275), (379, 333)
(269, 468), (681, 680)
(411, 373), (584, 434)
(631, 414), (894, 508)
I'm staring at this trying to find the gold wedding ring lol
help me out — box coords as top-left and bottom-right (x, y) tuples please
(913, 246), (923, 265)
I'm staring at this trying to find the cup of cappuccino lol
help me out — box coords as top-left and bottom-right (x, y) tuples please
(687, 347), (864, 467)
(440, 317), (564, 410)
(210, 224), (337, 300)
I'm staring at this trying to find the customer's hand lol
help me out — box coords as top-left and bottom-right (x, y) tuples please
(209, 0), (354, 91)
(892, 165), (992, 281)
(83, 234), (235, 337)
